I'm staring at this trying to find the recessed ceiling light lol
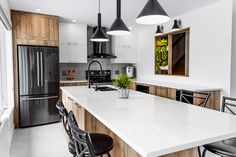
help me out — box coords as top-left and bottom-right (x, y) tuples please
(72, 20), (77, 23)
(35, 9), (41, 12)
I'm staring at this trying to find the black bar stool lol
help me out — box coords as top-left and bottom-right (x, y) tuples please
(179, 89), (211, 156)
(56, 101), (113, 157)
(68, 111), (113, 157)
(199, 96), (236, 157)
(180, 89), (211, 108)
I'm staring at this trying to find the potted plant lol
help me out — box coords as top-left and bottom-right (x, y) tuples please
(113, 75), (131, 99)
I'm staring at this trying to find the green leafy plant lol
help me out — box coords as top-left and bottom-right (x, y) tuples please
(113, 75), (131, 89)
(155, 38), (168, 73)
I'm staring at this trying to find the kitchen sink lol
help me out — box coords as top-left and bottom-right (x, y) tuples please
(93, 86), (117, 91)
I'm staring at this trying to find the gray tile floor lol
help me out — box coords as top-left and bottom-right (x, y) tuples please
(9, 122), (217, 157)
(10, 122), (71, 157)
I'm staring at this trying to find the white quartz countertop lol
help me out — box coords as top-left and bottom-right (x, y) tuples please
(61, 86), (236, 157)
(134, 79), (221, 91)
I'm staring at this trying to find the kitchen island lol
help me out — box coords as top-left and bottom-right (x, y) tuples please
(61, 86), (236, 157)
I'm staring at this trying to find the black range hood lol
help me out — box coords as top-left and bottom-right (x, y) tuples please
(88, 26), (117, 59)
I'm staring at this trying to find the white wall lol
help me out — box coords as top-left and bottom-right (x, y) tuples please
(0, 0), (11, 20)
(231, 1), (236, 97)
(136, 0), (233, 96)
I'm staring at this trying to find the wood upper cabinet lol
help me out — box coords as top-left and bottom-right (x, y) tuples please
(13, 12), (30, 40)
(11, 10), (59, 46)
(30, 14), (50, 40)
(49, 18), (59, 42)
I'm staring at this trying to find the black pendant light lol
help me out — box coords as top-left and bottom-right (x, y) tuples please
(172, 19), (181, 31)
(136, 0), (170, 25)
(155, 25), (163, 36)
(90, 0), (109, 42)
(107, 0), (130, 36)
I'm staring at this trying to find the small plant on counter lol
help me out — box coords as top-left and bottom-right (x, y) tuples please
(113, 75), (131, 99)
(113, 75), (131, 89)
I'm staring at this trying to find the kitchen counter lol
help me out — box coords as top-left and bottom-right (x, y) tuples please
(60, 80), (87, 84)
(61, 86), (236, 157)
(134, 79), (221, 91)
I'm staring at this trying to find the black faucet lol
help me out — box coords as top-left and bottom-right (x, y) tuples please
(87, 60), (103, 88)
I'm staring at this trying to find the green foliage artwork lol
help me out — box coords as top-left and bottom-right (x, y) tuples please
(155, 38), (168, 74)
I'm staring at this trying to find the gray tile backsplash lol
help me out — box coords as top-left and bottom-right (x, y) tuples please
(60, 59), (132, 81)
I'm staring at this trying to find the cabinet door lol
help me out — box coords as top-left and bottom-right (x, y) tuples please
(111, 31), (137, 63)
(112, 46), (137, 63)
(59, 22), (87, 63)
(30, 15), (50, 40)
(59, 22), (87, 45)
(59, 45), (87, 63)
(113, 33), (137, 47)
(156, 86), (169, 98)
(49, 18), (59, 42)
(14, 12), (30, 39)
(72, 102), (85, 130)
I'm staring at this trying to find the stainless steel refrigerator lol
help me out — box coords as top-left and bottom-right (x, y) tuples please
(18, 45), (60, 127)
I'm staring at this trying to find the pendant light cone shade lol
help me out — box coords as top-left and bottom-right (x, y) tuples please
(172, 20), (180, 31)
(90, 0), (109, 42)
(136, 0), (170, 25)
(107, 0), (130, 35)
(155, 25), (163, 36)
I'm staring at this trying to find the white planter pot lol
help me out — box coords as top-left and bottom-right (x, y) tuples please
(118, 88), (130, 99)
(159, 65), (168, 70)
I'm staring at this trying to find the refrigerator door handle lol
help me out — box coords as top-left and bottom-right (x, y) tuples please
(21, 96), (58, 101)
(36, 52), (40, 87)
(40, 52), (44, 87)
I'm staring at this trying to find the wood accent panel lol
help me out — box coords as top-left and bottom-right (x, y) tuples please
(155, 86), (168, 97)
(129, 82), (136, 90)
(11, 10), (59, 128)
(168, 88), (177, 100)
(168, 34), (173, 75)
(60, 82), (87, 87)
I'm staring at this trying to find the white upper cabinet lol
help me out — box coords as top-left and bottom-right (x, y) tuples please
(59, 22), (87, 63)
(111, 31), (137, 63)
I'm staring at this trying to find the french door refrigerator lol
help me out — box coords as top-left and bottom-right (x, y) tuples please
(18, 45), (60, 127)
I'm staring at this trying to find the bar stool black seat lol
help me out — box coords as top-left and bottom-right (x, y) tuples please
(200, 96), (236, 157)
(56, 100), (113, 157)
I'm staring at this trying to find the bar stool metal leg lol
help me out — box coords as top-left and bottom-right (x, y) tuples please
(198, 146), (201, 157)
(202, 149), (207, 157)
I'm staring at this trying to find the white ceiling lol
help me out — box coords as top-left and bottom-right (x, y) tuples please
(9, 0), (221, 27)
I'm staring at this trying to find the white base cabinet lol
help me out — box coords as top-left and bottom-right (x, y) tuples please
(111, 31), (137, 63)
(59, 22), (87, 63)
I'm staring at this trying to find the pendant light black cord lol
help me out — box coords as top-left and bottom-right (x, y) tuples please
(99, 0), (101, 13)
(117, 0), (121, 18)
(98, 0), (101, 28)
